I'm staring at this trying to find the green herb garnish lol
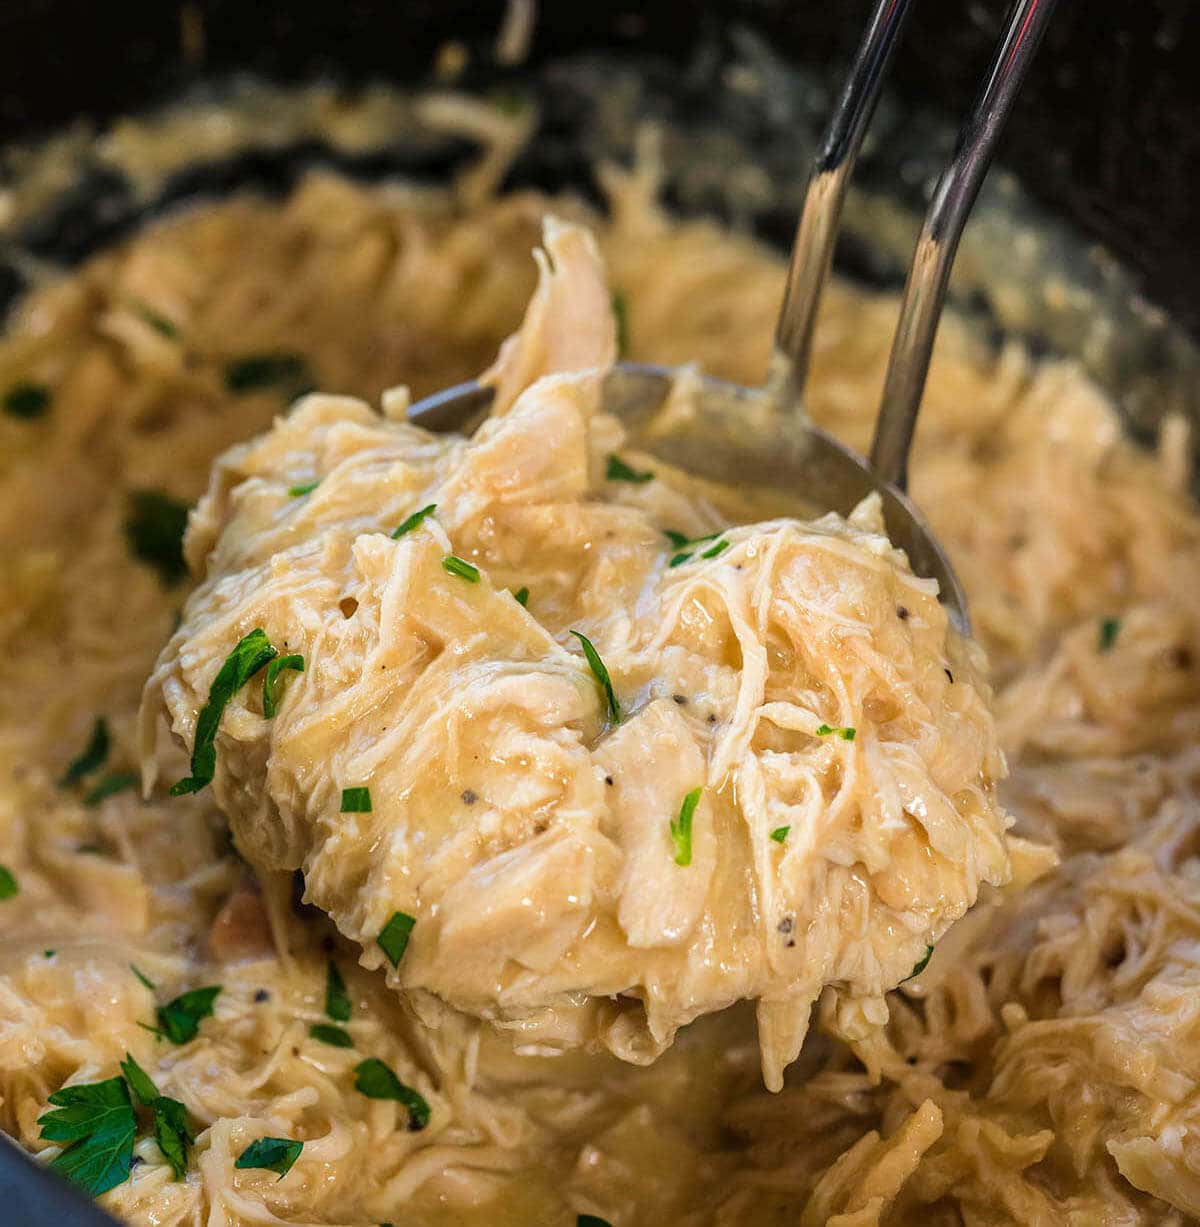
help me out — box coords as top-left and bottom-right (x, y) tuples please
(611, 292), (629, 358)
(118, 1052), (160, 1107)
(325, 961), (351, 1022)
(664, 530), (690, 548)
(225, 353), (311, 396)
(60, 716), (110, 787)
(1098, 616), (1121, 653)
(666, 530), (721, 567)
(514, 586), (530, 607)
(309, 1023), (353, 1048)
(37, 1076), (136, 1196)
(353, 1058), (431, 1130)
(262, 653), (304, 719)
(131, 965), (156, 992)
(377, 911), (416, 967)
(815, 723), (856, 741)
(84, 771), (139, 807)
(570, 630), (620, 723)
(392, 503), (437, 539)
(132, 302), (180, 339)
(171, 629), (278, 795)
(699, 538), (729, 560)
(288, 481), (319, 498)
(155, 985), (221, 1045)
(0, 865), (18, 900)
(3, 382), (51, 420)
(124, 490), (191, 586)
(671, 787), (702, 867)
(769, 826), (790, 844)
(340, 786), (372, 813)
(902, 945), (935, 983)
(442, 554), (480, 583)
(150, 1095), (193, 1180)
(605, 454), (654, 484)
(578, 1217), (614, 1227)
(235, 1136), (303, 1178)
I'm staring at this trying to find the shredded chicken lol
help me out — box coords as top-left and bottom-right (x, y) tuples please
(141, 219), (1017, 1089)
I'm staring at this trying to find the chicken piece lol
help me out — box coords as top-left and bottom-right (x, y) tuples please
(141, 219), (1016, 1088)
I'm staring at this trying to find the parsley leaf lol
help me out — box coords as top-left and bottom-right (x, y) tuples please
(132, 302), (179, 339)
(225, 353), (311, 396)
(514, 586), (530, 607)
(37, 1076), (136, 1197)
(171, 629), (278, 794)
(391, 503), (437, 539)
(570, 630), (620, 723)
(0, 865), (18, 900)
(611, 291), (629, 358)
(118, 1052), (159, 1106)
(235, 1135), (303, 1178)
(84, 771), (139, 807)
(60, 716), (109, 786)
(131, 965), (156, 992)
(769, 826), (790, 844)
(124, 490), (191, 586)
(902, 945), (935, 983)
(340, 786), (372, 813)
(353, 1058), (430, 1130)
(152, 1095), (193, 1180)
(377, 911), (416, 967)
(309, 1023), (353, 1048)
(325, 961), (351, 1022)
(605, 454), (654, 484)
(288, 480), (319, 498)
(156, 985), (221, 1044)
(1099, 616), (1121, 653)
(3, 381), (51, 420)
(442, 554), (480, 583)
(664, 530), (690, 548)
(699, 538), (729, 560)
(670, 787), (702, 867)
(815, 723), (856, 741)
(262, 653), (304, 719)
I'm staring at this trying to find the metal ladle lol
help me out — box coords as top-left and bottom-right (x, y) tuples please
(409, 0), (1060, 635)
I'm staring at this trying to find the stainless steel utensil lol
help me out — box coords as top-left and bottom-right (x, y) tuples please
(408, 0), (1060, 635)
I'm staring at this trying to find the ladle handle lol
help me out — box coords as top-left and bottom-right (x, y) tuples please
(774, 0), (914, 403)
(869, 0), (1059, 491)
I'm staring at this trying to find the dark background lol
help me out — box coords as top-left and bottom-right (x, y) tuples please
(2, 0), (1198, 334)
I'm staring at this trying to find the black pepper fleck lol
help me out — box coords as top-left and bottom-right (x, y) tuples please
(777, 916), (794, 934)
(605, 775), (614, 786)
(461, 789), (478, 805)
(707, 713), (717, 724)
(254, 989), (270, 1003)
(945, 668), (955, 684)
(672, 694), (687, 705)
(785, 939), (796, 948)
(897, 606), (909, 620)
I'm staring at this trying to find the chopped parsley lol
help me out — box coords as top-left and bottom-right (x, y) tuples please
(0, 866), (18, 900)
(1099, 616), (1121, 653)
(84, 771), (139, 806)
(353, 1058), (431, 1130)
(605, 454), (654, 484)
(118, 1053), (159, 1107)
(611, 291), (629, 358)
(150, 1095), (193, 1180)
(3, 381), (51, 420)
(225, 352), (311, 396)
(124, 490), (191, 586)
(171, 629), (278, 794)
(816, 723), (856, 741)
(155, 985), (221, 1045)
(37, 1076), (136, 1197)
(377, 911), (416, 967)
(262, 653), (304, 719)
(340, 786), (372, 813)
(699, 538), (729, 560)
(325, 961), (351, 1021)
(664, 530), (690, 548)
(570, 630), (620, 723)
(60, 716), (110, 786)
(671, 787), (702, 867)
(309, 1023), (353, 1047)
(514, 586), (530, 607)
(235, 1135), (303, 1178)
(902, 945), (935, 982)
(131, 965), (156, 992)
(666, 531), (721, 567)
(769, 826), (790, 844)
(442, 554), (480, 583)
(288, 480), (320, 498)
(132, 302), (180, 339)
(392, 503), (437, 539)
